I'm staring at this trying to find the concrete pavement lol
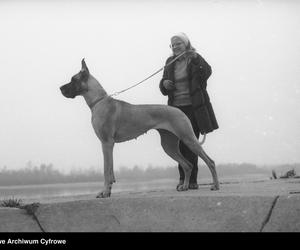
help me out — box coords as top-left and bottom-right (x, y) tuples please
(1, 178), (299, 232)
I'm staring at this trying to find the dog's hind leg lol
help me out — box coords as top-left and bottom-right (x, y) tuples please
(96, 142), (116, 198)
(164, 119), (219, 191)
(182, 138), (219, 190)
(157, 129), (192, 191)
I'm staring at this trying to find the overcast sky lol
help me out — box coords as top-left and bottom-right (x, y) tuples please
(0, 0), (299, 172)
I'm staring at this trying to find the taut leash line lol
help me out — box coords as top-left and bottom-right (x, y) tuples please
(109, 51), (187, 98)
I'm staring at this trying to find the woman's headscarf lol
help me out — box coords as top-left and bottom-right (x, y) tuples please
(171, 32), (196, 52)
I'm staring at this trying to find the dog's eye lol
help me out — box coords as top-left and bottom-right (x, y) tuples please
(71, 77), (79, 84)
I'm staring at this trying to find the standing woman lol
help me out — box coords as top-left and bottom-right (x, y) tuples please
(159, 32), (219, 190)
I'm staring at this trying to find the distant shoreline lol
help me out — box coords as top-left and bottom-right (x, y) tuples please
(0, 163), (299, 187)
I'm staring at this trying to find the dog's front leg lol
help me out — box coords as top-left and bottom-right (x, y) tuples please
(96, 142), (115, 198)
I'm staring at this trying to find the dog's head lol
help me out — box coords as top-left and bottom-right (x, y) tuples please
(60, 59), (90, 98)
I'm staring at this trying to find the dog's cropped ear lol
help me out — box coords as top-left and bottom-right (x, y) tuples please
(81, 58), (89, 74)
(81, 58), (90, 81)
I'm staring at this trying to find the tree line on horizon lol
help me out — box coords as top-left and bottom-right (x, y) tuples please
(0, 162), (299, 187)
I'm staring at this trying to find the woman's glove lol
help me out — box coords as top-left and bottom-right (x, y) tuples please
(163, 80), (175, 90)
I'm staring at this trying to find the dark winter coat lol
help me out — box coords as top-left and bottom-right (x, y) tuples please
(159, 53), (219, 134)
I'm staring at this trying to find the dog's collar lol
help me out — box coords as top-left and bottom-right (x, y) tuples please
(89, 95), (107, 109)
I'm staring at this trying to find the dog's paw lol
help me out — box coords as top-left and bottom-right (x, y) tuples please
(176, 184), (189, 192)
(210, 185), (220, 191)
(96, 190), (111, 198)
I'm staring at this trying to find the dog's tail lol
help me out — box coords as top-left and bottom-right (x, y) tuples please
(199, 133), (206, 145)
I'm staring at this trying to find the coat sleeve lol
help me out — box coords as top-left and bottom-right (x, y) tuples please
(191, 53), (212, 85)
(159, 57), (172, 96)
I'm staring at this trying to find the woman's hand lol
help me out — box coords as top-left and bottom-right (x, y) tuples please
(186, 51), (199, 64)
(163, 80), (175, 90)
(186, 51), (197, 59)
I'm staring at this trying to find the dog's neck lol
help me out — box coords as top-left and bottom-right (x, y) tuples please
(82, 74), (108, 109)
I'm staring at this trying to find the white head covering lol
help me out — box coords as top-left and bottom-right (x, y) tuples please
(171, 32), (189, 46)
(171, 32), (196, 51)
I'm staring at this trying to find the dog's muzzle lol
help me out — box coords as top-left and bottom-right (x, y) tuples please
(60, 83), (76, 98)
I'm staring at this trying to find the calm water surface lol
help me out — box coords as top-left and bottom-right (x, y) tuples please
(0, 175), (269, 203)
(0, 179), (177, 203)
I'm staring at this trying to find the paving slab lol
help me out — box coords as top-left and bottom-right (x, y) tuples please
(0, 208), (41, 232)
(263, 195), (300, 232)
(35, 196), (274, 232)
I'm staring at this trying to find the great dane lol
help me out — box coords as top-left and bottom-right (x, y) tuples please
(60, 59), (219, 198)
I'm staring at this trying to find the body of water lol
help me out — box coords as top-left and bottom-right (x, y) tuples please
(0, 179), (178, 203)
(0, 174), (269, 204)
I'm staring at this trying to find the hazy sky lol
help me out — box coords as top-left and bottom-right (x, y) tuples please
(0, 0), (299, 172)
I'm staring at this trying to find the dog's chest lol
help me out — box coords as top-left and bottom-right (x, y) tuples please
(113, 125), (149, 143)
